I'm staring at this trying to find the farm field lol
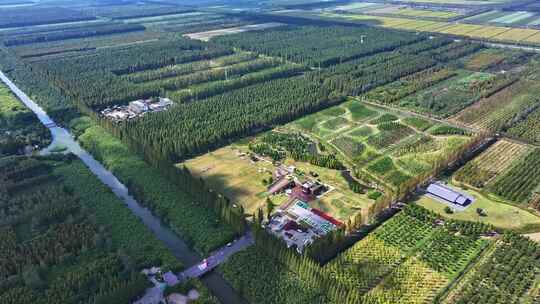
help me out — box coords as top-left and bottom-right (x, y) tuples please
(182, 97), (472, 223)
(453, 138), (540, 206)
(325, 205), (490, 303)
(379, 69), (514, 117)
(461, 48), (509, 71)
(254, 100), (475, 201)
(507, 106), (540, 145)
(3, 1), (540, 303)
(306, 11), (540, 45)
(464, 10), (540, 26)
(488, 148), (540, 204)
(440, 233), (540, 304)
(334, 3), (466, 20)
(220, 204), (496, 304)
(450, 79), (540, 131)
(184, 22), (285, 41)
(454, 139), (531, 189)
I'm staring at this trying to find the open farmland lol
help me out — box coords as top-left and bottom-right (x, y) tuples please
(300, 11), (540, 45)
(338, 3), (466, 21)
(4, 1), (540, 301)
(464, 10), (540, 26)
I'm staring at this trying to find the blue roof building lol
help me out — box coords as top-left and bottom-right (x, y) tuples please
(427, 183), (472, 206)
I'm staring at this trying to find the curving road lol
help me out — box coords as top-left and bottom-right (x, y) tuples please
(0, 70), (249, 304)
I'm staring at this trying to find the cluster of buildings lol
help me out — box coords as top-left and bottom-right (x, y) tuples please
(266, 165), (341, 253)
(268, 199), (342, 253)
(100, 97), (173, 122)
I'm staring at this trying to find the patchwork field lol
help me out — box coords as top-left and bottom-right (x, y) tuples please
(336, 3), (465, 21)
(182, 98), (474, 223)
(307, 11), (540, 45)
(465, 10), (540, 26)
(291, 101), (474, 188)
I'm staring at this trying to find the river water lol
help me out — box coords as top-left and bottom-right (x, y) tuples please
(0, 71), (247, 304)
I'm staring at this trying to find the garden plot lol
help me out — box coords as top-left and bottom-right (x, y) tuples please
(289, 100), (473, 189)
(366, 5), (462, 20)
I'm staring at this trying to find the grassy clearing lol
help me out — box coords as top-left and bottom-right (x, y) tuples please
(182, 145), (274, 215)
(414, 189), (540, 232)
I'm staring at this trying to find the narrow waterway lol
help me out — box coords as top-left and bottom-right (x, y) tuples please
(0, 71), (248, 304)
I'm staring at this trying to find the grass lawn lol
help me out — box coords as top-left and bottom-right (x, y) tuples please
(182, 144), (274, 215)
(414, 187), (540, 232)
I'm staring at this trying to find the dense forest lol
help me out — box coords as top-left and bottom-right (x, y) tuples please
(0, 156), (180, 304)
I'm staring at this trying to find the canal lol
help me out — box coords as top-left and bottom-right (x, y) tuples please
(0, 71), (248, 304)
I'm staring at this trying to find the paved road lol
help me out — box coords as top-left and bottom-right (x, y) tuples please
(0, 70), (249, 304)
(177, 233), (254, 282)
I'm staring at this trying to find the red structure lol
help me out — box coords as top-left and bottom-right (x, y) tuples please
(311, 208), (343, 226)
